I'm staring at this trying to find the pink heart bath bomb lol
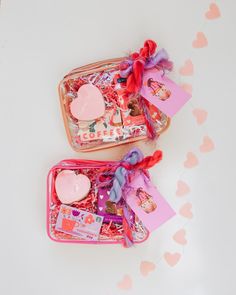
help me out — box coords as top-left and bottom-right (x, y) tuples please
(55, 170), (91, 204)
(70, 84), (105, 121)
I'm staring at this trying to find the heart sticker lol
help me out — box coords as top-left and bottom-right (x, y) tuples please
(70, 84), (105, 121)
(55, 170), (91, 204)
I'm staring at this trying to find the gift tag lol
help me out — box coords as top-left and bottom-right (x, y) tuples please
(125, 171), (175, 232)
(55, 205), (103, 240)
(140, 69), (191, 117)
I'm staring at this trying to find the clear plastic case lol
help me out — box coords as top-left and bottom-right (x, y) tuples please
(47, 159), (149, 244)
(58, 58), (170, 152)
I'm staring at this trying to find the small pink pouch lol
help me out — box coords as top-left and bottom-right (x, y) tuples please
(47, 149), (175, 246)
(58, 40), (171, 152)
(47, 158), (149, 245)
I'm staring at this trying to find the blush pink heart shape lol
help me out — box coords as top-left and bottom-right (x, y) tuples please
(200, 136), (215, 152)
(176, 180), (190, 197)
(205, 3), (221, 19)
(70, 84), (105, 121)
(179, 59), (194, 75)
(184, 152), (198, 168)
(179, 202), (193, 219)
(192, 32), (208, 48)
(192, 108), (208, 124)
(55, 170), (91, 204)
(140, 261), (156, 276)
(164, 252), (181, 267)
(117, 275), (132, 290)
(181, 83), (192, 94)
(173, 229), (187, 245)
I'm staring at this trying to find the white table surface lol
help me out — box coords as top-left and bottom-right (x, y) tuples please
(0, 0), (235, 294)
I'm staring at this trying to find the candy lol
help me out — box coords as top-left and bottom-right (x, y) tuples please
(55, 170), (91, 204)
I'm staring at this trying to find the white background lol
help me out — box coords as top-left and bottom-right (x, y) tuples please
(0, 0), (235, 294)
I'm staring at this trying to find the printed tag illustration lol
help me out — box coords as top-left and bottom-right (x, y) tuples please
(55, 205), (103, 240)
(140, 69), (191, 117)
(126, 172), (176, 232)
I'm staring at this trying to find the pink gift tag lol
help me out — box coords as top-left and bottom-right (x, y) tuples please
(140, 69), (191, 117)
(126, 172), (175, 232)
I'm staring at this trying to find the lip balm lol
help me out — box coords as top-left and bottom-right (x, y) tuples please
(55, 170), (91, 204)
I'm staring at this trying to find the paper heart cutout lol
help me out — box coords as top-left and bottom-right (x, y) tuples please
(192, 108), (208, 124)
(200, 136), (215, 152)
(176, 180), (190, 197)
(117, 275), (132, 290)
(70, 84), (105, 121)
(205, 3), (221, 19)
(173, 229), (187, 245)
(192, 32), (208, 48)
(140, 261), (156, 276)
(179, 202), (193, 219)
(55, 170), (91, 204)
(164, 252), (181, 267)
(179, 59), (194, 76)
(181, 83), (192, 94)
(184, 152), (198, 168)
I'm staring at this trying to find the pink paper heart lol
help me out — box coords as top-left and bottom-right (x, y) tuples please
(164, 252), (181, 267)
(55, 170), (91, 204)
(179, 202), (193, 219)
(200, 136), (215, 152)
(181, 83), (192, 94)
(70, 84), (105, 121)
(140, 261), (156, 276)
(184, 152), (198, 168)
(205, 3), (221, 19)
(176, 180), (190, 197)
(173, 229), (187, 245)
(117, 275), (132, 290)
(192, 108), (208, 124)
(192, 32), (208, 48)
(179, 59), (194, 76)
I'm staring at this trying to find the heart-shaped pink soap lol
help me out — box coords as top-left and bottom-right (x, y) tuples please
(55, 170), (91, 204)
(70, 84), (105, 121)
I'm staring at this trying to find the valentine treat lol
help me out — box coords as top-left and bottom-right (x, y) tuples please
(58, 40), (191, 152)
(47, 148), (175, 247)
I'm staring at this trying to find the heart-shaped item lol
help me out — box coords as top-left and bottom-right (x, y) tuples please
(173, 229), (187, 245)
(70, 84), (105, 121)
(179, 202), (193, 219)
(184, 152), (198, 168)
(176, 180), (190, 197)
(140, 261), (156, 276)
(192, 32), (208, 48)
(181, 83), (192, 94)
(192, 108), (208, 124)
(164, 252), (181, 267)
(205, 3), (221, 20)
(55, 170), (91, 204)
(117, 275), (132, 290)
(179, 59), (194, 76)
(200, 136), (215, 153)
